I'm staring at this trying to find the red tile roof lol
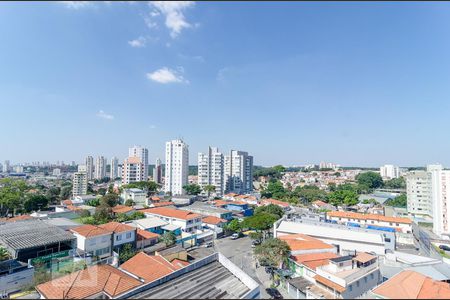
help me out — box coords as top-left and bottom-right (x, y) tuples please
(279, 233), (335, 251)
(98, 222), (135, 234)
(262, 198), (290, 207)
(141, 207), (200, 220)
(372, 270), (450, 299)
(0, 215), (33, 222)
(136, 229), (159, 241)
(112, 205), (134, 214)
(291, 253), (338, 270)
(71, 224), (112, 238)
(36, 264), (142, 299)
(202, 216), (227, 225)
(314, 275), (346, 293)
(171, 258), (190, 269)
(120, 252), (177, 283)
(152, 201), (173, 207)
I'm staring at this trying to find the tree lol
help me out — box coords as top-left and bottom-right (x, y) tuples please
(242, 213), (278, 240)
(226, 219), (242, 233)
(129, 211), (145, 220)
(115, 213), (130, 223)
(254, 238), (290, 269)
(78, 209), (91, 218)
(0, 178), (29, 216)
(122, 181), (158, 196)
(383, 177), (406, 189)
(100, 193), (119, 207)
(45, 187), (61, 205)
(183, 184), (202, 195)
(124, 199), (134, 207)
(356, 172), (383, 190)
(327, 190), (359, 207)
(203, 185), (216, 198)
(119, 244), (136, 263)
(24, 194), (49, 212)
(261, 180), (287, 199)
(60, 185), (72, 200)
(97, 188), (107, 196)
(160, 231), (177, 247)
(384, 194), (407, 208)
(0, 247), (10, 261)
(94, 205), (112, 223)
(85, 198), (100, 207)
(293, 185), (328, 204)
(249, 231), (263, 243)
(255, 204), (284, 219)
(80, 216), (97, 225)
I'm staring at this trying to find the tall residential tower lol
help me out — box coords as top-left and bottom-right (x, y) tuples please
(165, 139), (189, 196)
(224, 150), (253, 194)
(129, 146), (149, 181)
(198, 147), (224, 197)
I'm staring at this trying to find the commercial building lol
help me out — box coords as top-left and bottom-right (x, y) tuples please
(95, 156), (107, 179)
(165, 139), (189, 196)
(122, 157), (145, 184)
(0, 219), (75, 262)
(198, 147), (224, 197)
(153, 158), (162, 184)
(129, 146), (149, 181)
(110, 156), (119, 179)
(0, 259), (34, 296)
(224, 150), (253, 194)
(379, 164), (400, 179)
(72, 171), (87, 196)
(85, 156), (94, 181)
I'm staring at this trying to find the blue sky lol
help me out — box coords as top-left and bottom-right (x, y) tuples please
(1, 1), (450, 167)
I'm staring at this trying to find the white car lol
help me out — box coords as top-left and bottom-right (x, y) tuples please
(230, 233), (239, 240)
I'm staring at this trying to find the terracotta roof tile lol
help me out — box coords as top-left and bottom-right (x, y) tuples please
(202, 216), (227, 225)
(112, 205), (134, 214)
(279, 234), (335, 251)
(262, 198), (290, 207)
(70, 224), (112, 238)
(35, 264), (142, 299)
(141, 207), (200, 220)
(98, 222), (135, 234)
(120, 252), (177, 283)
(136, 229), (159, 241)
(314, 274), (346, 293)
(152, 201), (173, 207)
(353, 252), (376, 264)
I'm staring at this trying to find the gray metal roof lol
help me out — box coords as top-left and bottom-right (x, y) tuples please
(0, 219), (75, 250)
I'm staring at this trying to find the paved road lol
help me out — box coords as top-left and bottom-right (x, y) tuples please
(214, 236), (272, 299)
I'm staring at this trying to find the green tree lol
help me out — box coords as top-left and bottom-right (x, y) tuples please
(45, 187), (61, 205)
(261, 180), (287, 199)
(24, 194), (49, 212)
(0, 247), (10, 261)
(160, 231), (177, 247)
(115, 213), (130, 223)
(80, 216), (97, 225)
(124, 199), (134, 207)
(122, 181), (158, 196)
(97, 188), (107, 196)
(383, 177), (406, 189)
(327, 189), (359, 207)
(254, 238), (291, 269)
(356, 172), (383, 190)
(128, 211), (145, 220)
(0, 178), (29, 216)
(94, 205), (112, 223)
(119, 244), (136, 263)
(293, 185), (328, 204)
(226, 219), (242, 233)
(384, 194), (407, 208)
(100, 193), (119, 207)
(85, 198), (100, 207)
(242, 213), (278, 240)
(203, 185), (216, 198)
(255, 204), (284, 219)
(78, 209), (91, 218)
(249, 231), (263, 243)
(183, 184), (202, 195)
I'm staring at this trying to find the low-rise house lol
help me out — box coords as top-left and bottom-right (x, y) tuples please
(280, 233), (338, 256)
(121, 188), (147, 206)
(0, 259), (34, 296)
(112, 205), (135, 216)
(149, 201), (174, 208)
(370, 270), (450, 299)
(202, 216), (227, 238)
(128, 217), (168, 234)
(35, 264), (142, 299)
(171, 195), (197, 206)
(70, 225), (112, 259)
(136, 229), (159, 250)
(98, 222), (136, 251)
(213, 200), (253, 217)
(179, 201), (233, 220)
(142, 207), (202, 234)
(312, 200), (336, 211)
(327, 211), (412, 234)
(261, 198), (290, 210)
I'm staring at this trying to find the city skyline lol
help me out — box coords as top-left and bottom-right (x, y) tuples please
(2, 2), (450, 166)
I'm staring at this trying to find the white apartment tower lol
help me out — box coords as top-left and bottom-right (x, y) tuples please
(129, 146), (149, 181)
(198, 147), (224, 197)
(165, 139), (189, 196)
(110, 156), (119, 180)
(405, 170), (432, 216)
(85, 156), (94, 181)
(95, 156), (107, 180)
(153, 158), (162, 184)
(121, 157), (145, 184)
(2, 160), (10, 173)
(72, 172), (88, 196)
(380, 164), (400, 179)
(224, 150), (253, 194)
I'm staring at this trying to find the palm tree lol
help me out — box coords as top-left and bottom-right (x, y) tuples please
(203, 185), (216, 199)
(0, 247), (10, 261)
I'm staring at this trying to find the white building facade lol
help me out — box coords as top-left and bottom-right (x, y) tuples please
(165, 139), (189, 196)
(110, 156), (119, 180)
(198, 147), (224, 197)
(380, 164), (400, 179)
(121, 157), (145, 184)
(85, 156), (94, 181)
(129, 146), (149, 181)
(153, 158), (162, 184)
(72, 172), (88, 197)
(224, 150), (253, 194)
(95, 156), (107, 180)
(406, 169), (432, 216)
(429, 165), (450, 237)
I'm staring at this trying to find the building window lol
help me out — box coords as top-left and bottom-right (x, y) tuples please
(356, 281), (360, 288)
(116, 235), (122, 241)
(126, 232), (132, 239)
(348, 284), (352, 292)
(364, 277), (368, 283)
(370, 273), (374, 280)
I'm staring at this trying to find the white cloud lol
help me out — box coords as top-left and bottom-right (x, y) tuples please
(57, 1), (93, 9)
(149, 1), (195, 38)
(96, 110), (114, 120)
(146, 67), (188, 84)
(128, 36), (147, 48)
(149, 124), (157, 129)
(217, 67), (231, 82)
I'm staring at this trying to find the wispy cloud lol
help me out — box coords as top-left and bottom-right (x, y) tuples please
(217, 67), (231, 83)
(178, 53), (205, 63)
(146, 67), (188, 84)
(128, 36), (147, 48)
(149, 1), (195, 38)
(149, 124), (157, 129)
(96, 110), (114, 120)
(57, 1), (93, 9)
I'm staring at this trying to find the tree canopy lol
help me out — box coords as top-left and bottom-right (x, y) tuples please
(183, 184), (202, 195)
(383, 177), (406, 189)
(254, 238), (291, 268)
(384, 194), (407, 208)
(254, 204), (284, 219)
(327, 189), (359, 207)
(356, 172), (383, 190)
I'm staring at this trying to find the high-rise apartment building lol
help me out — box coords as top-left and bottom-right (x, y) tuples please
(122, 157), (145, 184)
(129, 146), (149, 181)
(165, 139), (189, 196)
(405, 170), (432, 216)
(2, 160), (10, 173)
(198, 147), (224, 197)
(224, 150), (253, 194)
(153, 158), (162, 184)
(110, 157), (119, 180)
(95, 156), (107, 180)
(85, 156), (94, 181)
(380, 164), (400, 179)
(72, 171), (88, 196)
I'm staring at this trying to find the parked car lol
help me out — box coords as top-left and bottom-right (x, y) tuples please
(439, 244), (450, 251)
(266, 288), (283, 299)
(230, 233), (240, 240)
(203, 241), (214, 248)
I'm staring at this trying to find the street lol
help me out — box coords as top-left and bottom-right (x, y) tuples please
(214, 236), (273, 299)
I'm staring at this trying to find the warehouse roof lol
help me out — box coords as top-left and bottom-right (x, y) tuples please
(0, 219), (75, 250)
